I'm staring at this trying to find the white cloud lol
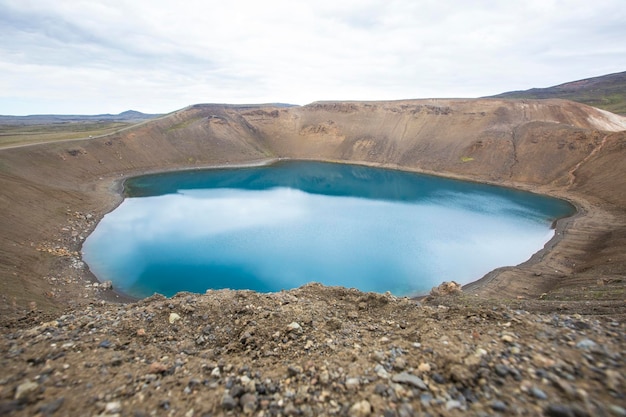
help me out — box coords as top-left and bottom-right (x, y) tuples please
(0, 0), (624, 114)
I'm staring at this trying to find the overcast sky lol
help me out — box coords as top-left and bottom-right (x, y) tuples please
(1, 0), (624, 115)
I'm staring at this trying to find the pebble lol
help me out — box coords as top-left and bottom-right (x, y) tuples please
(345, 377), (360, 389)
(240, 393), (258, 414)
(531, 386), (548, 400)
(221, 394), (237, 410)
(15, 380), (38, 401)
(287, 365), (303, 376)
(374, 364), (390, 379)
(392, 357), (407, 370)
(494, 364), (510, 377)
(491, 400), (507, 411)
(349, 400), (372, 417)
(105, 401), (122, 414)
(148, 361), (168, 374)
(544, 404), (584, 417)
(98, 340), (112, 349)
(445, 400), (462, 411)
(168, 313), (181, 324)
(37, 397), (64, 415)
(609, 405), (626, 417)
(287, 322), (302, 332)
(575, 338), (597, 349)
(391, 372), (428, 390)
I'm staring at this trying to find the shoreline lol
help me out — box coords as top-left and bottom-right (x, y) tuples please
(83, 157), (585, 303)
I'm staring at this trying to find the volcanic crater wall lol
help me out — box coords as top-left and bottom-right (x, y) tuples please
(0, 99), (625, 317)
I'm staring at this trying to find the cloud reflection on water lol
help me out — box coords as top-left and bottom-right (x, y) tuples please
(83, 186), (555, 297)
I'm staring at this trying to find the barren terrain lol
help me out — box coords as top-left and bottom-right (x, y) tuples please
(0, 99), (624, 415)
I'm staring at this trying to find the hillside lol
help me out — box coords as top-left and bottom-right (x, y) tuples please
(0, 110), (162, 125)
(487, 71), (626, 115)
(0, 99), (625, 415)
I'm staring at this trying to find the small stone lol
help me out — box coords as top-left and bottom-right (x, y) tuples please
(211, 367), (221, 378)
(575, 338), (596, 349)
(605, 369), (622, 392)
(494, 364), (510, 377)
(445, 400), (462, 411)
(15, 381), (38, 401)
(418, 362), (431, 373)
(420, 393), (433, 408)
(345, 377), (360, 389)
(287, 365), (303, 376)
(148, 361), (168, 374)
(375, 364), (390, 379)
(221, 394), (237, 410)
(98, 340), (112, 349)
(101, 280), (113, 290)
(304, 340), (314, 350)
(136, 328), (146, 337)
(551, 377), (576, 398)
(609, 405), (626, 417)
(533, 353), (555, 368)
(169, 313), (181, 324)
(319, 370), (330, 384)
(431, 373), (445, 384)
(450, 364), (472, 383)
(544, 404), (579, 417)
(392, 357), (407, 370)
(105, 401), (122, 414)
(37, 397), (64, 415)
(531, 386), (548, 400)
(398, 403), (415, 417)
(491, 400), (507, 411)
(501, 334), (515, 343)
(349, 400), (372, 417)
(229, 385), (245, 398)
(287, 322), (302, 332)
(373, 351), (386, 362)
(240, 393), (258, 414)
(391, 372), (428, 390)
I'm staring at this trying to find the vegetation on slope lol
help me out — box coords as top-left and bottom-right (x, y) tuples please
(488, 71), (626, 115)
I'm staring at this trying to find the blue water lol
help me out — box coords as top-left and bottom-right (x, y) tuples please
(82, 161), (575, 298)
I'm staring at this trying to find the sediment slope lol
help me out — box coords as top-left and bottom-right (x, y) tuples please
(0, 98), (625, 318)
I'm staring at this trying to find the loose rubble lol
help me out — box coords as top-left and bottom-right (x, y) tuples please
(0, 283), (624, 416)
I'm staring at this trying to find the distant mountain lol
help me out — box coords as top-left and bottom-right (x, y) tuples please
(487, 71), (626, 115)
(0, 110), (162, 125)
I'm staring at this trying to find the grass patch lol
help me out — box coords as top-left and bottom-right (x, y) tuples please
(0, 121), (133, 148)
(460, 156), (474, 162)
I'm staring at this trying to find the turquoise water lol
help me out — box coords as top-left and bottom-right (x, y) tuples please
(82, 161), (575, 298)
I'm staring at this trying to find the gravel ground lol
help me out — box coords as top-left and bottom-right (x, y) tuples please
(1, 283), (624, 416)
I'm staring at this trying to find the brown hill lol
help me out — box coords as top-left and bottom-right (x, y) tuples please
(488, 71), (626, 115)
(0, 98), (625, 319)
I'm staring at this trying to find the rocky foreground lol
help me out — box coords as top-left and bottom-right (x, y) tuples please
(1, 284), (623, 417)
